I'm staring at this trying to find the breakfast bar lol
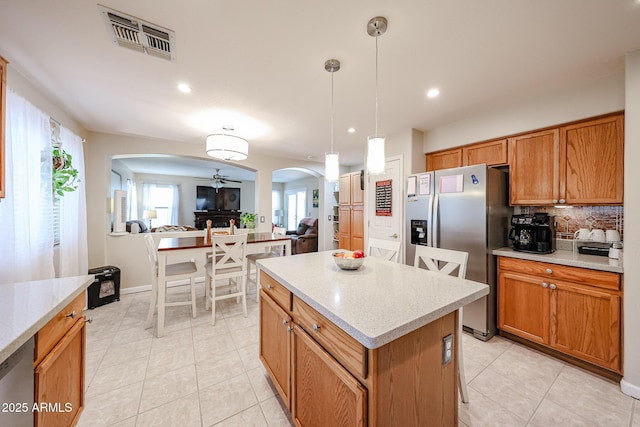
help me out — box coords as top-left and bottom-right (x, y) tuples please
(257, 251), (489, 426)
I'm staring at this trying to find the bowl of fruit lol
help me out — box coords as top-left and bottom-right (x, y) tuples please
(332, 250), (366, 270)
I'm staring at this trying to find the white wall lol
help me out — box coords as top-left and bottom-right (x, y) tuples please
(622, 49), (640, 399)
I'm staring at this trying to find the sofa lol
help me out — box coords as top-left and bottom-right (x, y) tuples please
(286, 217), (318, 254)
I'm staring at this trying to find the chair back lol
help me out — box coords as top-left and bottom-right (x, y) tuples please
(274, 226), (286, 235)
(367, 238), (401, 262)
(414, 246), (468, 279)
(143, 233), (158, 267)
(211, 233), (247, 273)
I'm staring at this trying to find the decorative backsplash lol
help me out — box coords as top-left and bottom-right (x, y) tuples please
(519, 206), (624, 240)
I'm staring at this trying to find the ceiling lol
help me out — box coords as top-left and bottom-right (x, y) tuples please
(2, 1), (640, 176)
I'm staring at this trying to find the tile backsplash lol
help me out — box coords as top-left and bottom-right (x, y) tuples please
(518, 206), (624, 241)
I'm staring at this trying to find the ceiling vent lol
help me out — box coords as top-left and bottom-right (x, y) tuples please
(98, 5), (176, 62)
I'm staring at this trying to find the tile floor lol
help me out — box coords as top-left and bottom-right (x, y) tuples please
(77, 282), (639, 427)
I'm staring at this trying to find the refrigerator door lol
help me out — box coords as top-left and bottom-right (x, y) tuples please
(434, 165), (492, 338)
(405, 172), (433, 265)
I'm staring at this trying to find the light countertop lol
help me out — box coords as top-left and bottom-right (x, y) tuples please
(257, 251), (489, 349)
(493, 247), (623, 273)
(0, 275), (94, 362)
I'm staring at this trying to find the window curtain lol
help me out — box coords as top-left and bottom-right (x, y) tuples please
(141, 182), (156, 214)
(58, 126), (88, 277)
(169, 184), (179, 225)
(0, 89), (54, 282)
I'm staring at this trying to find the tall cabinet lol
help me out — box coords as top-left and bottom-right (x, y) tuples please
(338, 172), (364, 251)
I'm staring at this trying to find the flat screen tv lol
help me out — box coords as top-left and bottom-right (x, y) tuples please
(196, 186), (240, 211)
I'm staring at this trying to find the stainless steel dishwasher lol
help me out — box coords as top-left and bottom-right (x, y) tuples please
(0, 337), (34, 426)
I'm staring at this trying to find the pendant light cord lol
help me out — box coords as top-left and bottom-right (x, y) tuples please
(375, 34), (379, 138)
(331, 69), (335, 153)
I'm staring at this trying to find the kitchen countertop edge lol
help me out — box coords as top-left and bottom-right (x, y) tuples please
(0, 275), (94, 362)
(493, 247), (623, 273)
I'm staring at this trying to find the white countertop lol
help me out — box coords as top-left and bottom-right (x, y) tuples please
(0, 275), (94, 362)
(257, 251), (489, 349)
(493, 247), (623, 273)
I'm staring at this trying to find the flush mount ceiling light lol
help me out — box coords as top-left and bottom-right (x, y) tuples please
(205, 126), (248, 161)
(324, 58), (341, 183)
(366, 16), (388, 175)
(427, 88), (440, 98)
(177, 83), (191, 93)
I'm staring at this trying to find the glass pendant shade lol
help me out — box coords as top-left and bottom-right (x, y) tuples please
(206, 134), (248, 161)
(367, 135), (386, 175)
(325, 152), (340, 183)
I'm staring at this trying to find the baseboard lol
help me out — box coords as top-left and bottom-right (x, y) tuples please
(120, 277), (206, 295)
(620, 379), (640, 399)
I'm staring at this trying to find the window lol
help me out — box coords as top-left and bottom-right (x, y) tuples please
(143, 183), (179, 228)
(285, 189), (306, 230)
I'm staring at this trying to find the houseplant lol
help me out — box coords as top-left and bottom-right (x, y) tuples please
(52, 148), (79, 198)
(240, 212), (257, 229)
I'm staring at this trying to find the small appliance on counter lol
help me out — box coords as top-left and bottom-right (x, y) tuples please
(509, 213), (556, 254)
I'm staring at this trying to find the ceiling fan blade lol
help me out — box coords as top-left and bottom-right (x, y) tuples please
(225, 179), (242, 183)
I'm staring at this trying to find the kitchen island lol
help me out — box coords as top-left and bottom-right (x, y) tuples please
(257, 251), (489, 426)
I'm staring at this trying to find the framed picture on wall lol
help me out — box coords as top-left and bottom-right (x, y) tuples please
(312, 189), (319, 207)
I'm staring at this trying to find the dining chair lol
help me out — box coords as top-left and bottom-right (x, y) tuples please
(413, 245), (470, 404)
(367, 237), (401, 262)
(143, 233), (198, 334)
(204, 233), (248, 325)
(246, 227), (287, 302)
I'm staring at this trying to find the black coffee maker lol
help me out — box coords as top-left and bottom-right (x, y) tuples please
(509, 213), (556, 254)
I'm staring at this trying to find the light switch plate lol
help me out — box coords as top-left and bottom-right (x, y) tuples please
(260, 216), (265, 223)
(442, 334), (453, 365)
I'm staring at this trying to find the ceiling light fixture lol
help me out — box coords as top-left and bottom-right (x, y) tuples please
(324, 58), (341, 183)
(427, 88), (440, 98)
(177, 83), (191, 93)
(366, 16), (388, 175)
(348, 127), (356, 134)
(205, 126), (248, 161)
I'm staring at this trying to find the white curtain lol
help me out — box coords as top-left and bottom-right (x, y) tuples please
(0, 89), (54, 283)
(169, 184), (179, 225)
(58, 126), (88, 277)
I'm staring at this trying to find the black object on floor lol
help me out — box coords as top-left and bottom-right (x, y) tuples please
(87, 266), (121, 309)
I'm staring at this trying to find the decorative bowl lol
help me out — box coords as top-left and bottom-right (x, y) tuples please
(332, 251), (365, 270)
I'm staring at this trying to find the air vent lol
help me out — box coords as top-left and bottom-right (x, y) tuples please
(98, 5), (176, 62)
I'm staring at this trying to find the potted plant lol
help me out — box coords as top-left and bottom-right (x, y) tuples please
(52, 148), (80, 198)
(240, 212), (257, 229)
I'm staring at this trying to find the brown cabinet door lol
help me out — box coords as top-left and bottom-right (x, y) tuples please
(339, 174), (351, 205)
(498, 271), (549, 345)
(350, 207), (364, 251)
(292, 327), (367, 427)
(35, 318), (85, 427)
(338, 206), (351, 250)
(509, 129), (560, 205)
(426, 149), (462, 171)
(550, 281), (621, 372)
(462, 139), (508, 167)
(350, 172), (364, 205)
(560, 114), (624, 205)
(260, 291), (292, 408)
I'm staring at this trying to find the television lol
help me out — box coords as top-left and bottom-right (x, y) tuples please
(196, 186), (240, 211)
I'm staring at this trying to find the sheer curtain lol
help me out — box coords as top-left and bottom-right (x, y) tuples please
(0, 89), (54, 283)
(58, 126), (88, 277)
(169, 184), (179, 225)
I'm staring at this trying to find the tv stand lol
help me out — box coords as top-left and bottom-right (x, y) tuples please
(194, 211), (241, 229)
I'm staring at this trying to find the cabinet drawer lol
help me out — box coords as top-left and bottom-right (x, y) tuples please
(35, 292), (85, 365)
(260, 272), (292, 312)
(293, 296), (367, 380)
(498, 257), (620, 291)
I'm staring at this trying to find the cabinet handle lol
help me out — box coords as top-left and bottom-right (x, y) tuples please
(545, 268), (553, 274)
(282, 319), (288, 326)
(267, 284), (273, 290)
(66, 310), (77, 319)
(552, 199), (558, 204)
(549, 284), (557, 290)
(287, 326), (292, 333)
(312, 323), (321, 332)
(559, 199), (565, 204)
(541, 282), (548, 288)
(86, 317), (93, 324)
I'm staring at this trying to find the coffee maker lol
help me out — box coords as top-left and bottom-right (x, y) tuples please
(509, 213), (556, 254)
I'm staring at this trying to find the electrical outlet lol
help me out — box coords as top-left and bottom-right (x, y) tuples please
(442, 334), (453, 365)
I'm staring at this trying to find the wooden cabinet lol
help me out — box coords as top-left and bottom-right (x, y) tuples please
(426, 148), (462, 171)
(0, 55), (7, 199)
(338, 172), (364, 251)
(259, 271), (458, 426)
(509, 113), (624, 205)
(34, 292), (86, 427)
(497, 257), (621, 373)
(462, 138), (508, 167)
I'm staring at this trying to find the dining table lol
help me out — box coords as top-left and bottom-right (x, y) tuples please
(154, 232), (292, 337)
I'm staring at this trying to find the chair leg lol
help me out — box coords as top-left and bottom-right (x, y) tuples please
(241, 274), (247, 318)
(205, 273), (211, 310)
(255, 268), (261, 303)
(211, 280), (217, 326)
(145, 276), (158, 329)
(190, 276), (197, 318)
(458, 310), (469, 403)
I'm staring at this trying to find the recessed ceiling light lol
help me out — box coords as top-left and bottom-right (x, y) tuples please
(177, 83), (191, 93)
(347, 127), (356, 133)
(427, 88), (440, 98)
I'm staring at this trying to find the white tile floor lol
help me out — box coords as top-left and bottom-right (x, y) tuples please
(78, 282), (639, 427)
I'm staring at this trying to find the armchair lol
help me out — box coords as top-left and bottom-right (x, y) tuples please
(286, 217), (318, 254)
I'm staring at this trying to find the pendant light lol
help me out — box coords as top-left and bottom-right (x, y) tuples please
(206, 126), (248, 161)
(366, 16), (387, 175)
(324, 59), (341, 183)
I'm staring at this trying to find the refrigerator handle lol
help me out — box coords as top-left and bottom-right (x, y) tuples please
(427, 194), (434, 247)
(433, 193), (439, 248)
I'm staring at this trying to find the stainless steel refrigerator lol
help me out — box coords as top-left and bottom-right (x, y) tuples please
(405, 164), (509, 341)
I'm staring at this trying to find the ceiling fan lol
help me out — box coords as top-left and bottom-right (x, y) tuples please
(200, 169), (242, 191)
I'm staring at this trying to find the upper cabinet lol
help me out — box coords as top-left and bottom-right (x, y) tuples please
(510, 114), (624, 206)
(0, 55), (7, 199)
(426, 138), (508, 171)
(426, 148), (462, 171)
